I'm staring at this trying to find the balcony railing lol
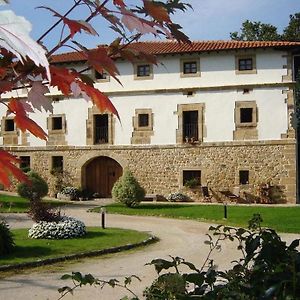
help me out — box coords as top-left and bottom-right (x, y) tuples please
(183, 123), (198, 142)
(94, 126), (108, 144)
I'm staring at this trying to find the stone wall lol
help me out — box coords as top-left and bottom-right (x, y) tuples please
(6, 139), (296, 203)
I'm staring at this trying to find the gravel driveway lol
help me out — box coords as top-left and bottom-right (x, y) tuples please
(0, 201), (299, 300)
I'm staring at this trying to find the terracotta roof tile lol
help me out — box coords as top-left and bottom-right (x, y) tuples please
(51, 40), (300, 63)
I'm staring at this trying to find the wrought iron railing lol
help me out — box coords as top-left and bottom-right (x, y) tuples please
(183, 123), (198, 142)
(94, 126), (108, 144)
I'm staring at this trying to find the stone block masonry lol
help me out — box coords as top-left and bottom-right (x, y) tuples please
(6, 139), (296, 203)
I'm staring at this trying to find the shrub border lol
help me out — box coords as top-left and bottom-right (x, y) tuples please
(0, 235), (158, 272)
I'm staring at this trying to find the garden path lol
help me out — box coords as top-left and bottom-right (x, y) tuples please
(0, 200), (299, 300)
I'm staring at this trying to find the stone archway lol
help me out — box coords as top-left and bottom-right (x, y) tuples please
(84, 156), (123, 197)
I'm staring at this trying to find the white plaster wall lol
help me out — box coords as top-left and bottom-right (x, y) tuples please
(94, 49), (288, 93)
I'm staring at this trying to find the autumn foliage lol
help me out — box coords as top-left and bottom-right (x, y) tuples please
(0, 0), (190, 187)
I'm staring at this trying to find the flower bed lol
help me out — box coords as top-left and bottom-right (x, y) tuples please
(28, 216), (86, 239)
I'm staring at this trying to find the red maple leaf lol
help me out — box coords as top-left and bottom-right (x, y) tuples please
(113, 0), (125, 7)
(50, 66), (79, 95)
(39, 7), (98, 38)
(8, 98), (48, 140)
(77, 81), (120, 120)
(86, 47), (121, 84)
(0, 150), (29, 187)
(143, 0), (171, 23)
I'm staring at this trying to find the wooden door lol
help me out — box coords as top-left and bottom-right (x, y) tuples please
(85, 157), (122, 197)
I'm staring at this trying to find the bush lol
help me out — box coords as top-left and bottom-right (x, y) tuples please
(28, 200), (60, 222)
(167, 192), (190, 202)
(0, 220), (15, 256)
(112, 170), (145, 207)
(28, 216), (86, 239)
(17, 171), (48, 201)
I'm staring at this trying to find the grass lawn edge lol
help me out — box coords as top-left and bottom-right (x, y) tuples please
(0, 235), (158, 272)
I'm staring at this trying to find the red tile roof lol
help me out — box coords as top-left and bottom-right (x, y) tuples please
(51, 40), (300, 63)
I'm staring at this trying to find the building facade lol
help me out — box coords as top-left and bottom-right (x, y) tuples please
(1, 41), (300, 203)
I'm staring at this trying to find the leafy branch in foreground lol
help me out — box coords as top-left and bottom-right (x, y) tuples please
(58, 272), (141, 300)
(58, 214), (300, 299)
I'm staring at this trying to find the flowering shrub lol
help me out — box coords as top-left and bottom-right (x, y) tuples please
(28, 216), (86, 239)
(167, 193), (190, 202)
(61, 187), (80, 200)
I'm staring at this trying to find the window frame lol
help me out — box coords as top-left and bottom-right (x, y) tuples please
(180, 58), (200, 78)
(235, 54), (257, 75)
(235, 101), (257, 128)
(47, 114), (66, 134)
(134, 63), (153, 80)
(19, 156), (31, 171)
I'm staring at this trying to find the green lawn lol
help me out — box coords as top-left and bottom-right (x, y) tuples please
(0, 227), (149, 265)
(0, 194), (67, 213)
(93, 203), (300, 233)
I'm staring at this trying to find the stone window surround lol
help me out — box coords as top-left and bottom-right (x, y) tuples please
(1, 117), (17, 133)
(235, 54), (257, 75)
(133, 109), (153, 131)
(180, 57), (200, 78)
(1, 116), (19, 146)
(179, 167), (202, 189)
(235, 101), (258, 128)
(86, 106), (115, 145)
(47, 114), (67, 134)
(133, 62), (153, 80)
(176, 103), (204, 144)
(131, 108), (154, 144)
(233, 101), (258, 140)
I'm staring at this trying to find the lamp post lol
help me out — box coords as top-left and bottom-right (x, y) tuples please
(100, 206), (106, 229)
(224, 202), (227, 219)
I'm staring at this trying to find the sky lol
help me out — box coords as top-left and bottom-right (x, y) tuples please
(2, 0), (300, 52)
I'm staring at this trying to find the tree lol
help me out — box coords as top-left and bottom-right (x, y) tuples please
(282, 12), (300, 41)
(0, 0), (191, 187)
(230, 20), (280, 41)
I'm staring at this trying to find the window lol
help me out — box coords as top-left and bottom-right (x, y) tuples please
(233, 101), (258, 140)
(183, 110), (198, 142)
(240, 108), (253, 123)
(52, 156), (63, 172)
(137, 64), (150, 77)
(183, 61), (197, 74)
(235, 101), (257, 127)
(180, 58), (200, 77)
(134, 63), (153, 80)
(176, 103), (204, 144)
(138, 114), (149, 127)
(235, 55), (256, 74)
(239, 170), (249, 185)
(131, 109), (154, 144)
(239, 58), (253, 71)
(94, 114), (108, 144)
(183, 170), (201, 186)
(95, 70), (109, 82)
(52, 116), (62, 130)
(5, 119), (14, 132)
(20, 156), (30, 171)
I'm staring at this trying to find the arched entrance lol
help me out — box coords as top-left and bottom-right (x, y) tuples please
(84, 156), (123, 197)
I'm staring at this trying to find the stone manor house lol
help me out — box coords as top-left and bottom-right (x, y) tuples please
(1, 40), (300, 203)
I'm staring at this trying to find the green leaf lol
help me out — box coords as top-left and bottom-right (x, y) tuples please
(184, 273), (204, 286)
